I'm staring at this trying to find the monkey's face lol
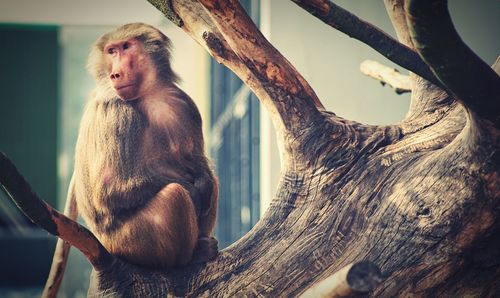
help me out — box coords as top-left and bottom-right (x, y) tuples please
(104, 39), (155, 101)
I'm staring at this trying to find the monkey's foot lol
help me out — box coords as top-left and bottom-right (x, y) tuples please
(191, 237), (218, 264)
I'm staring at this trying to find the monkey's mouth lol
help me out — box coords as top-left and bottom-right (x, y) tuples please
(114, 84), (139, 101)
(115, 83), (135, 90)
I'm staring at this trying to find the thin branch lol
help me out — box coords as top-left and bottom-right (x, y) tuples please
(43, 239), (72, 298)
(405, 0), (500, 127)
(43, 177), (78, 298)
(290, 0), (441, 87)
(360, 60), (411, 94)
(300, 261), (382, 297)
(0, 152), (112, 269)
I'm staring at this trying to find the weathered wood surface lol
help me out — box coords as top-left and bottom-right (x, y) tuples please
(0, 0), (498, 297)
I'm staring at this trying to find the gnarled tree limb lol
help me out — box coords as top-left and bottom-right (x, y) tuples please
(290, 0), (440, 87)
(405, 0), (500, 127)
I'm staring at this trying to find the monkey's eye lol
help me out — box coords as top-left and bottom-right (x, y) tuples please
(107, 47), (116, 55)
(123, 42), (130, 50)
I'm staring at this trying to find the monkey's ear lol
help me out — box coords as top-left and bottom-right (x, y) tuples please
(87, 43), (108, 82)
(0, 152), (113, 269)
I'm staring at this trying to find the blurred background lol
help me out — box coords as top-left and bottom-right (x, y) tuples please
(0, 0), (498, 296)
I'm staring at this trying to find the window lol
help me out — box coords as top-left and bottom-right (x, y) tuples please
(210, 0), (261, 248)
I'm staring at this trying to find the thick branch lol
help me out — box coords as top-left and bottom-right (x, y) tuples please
(360, 60), (411, 94)
(383, 0), (413, 48)
(300, 262), (382, 297)
(405, 0), (500, 127)
(0, 152), (112, 269)
(197, 0), (323, 130)
(290, 0), (440, 87)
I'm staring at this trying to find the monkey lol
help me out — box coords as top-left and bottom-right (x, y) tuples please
(44, 23), (218, 297)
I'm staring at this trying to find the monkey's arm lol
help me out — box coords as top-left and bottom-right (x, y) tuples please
(197, 176), (218, 237)
(42, 175), (78, 298)
(191, 177), (218, 264)
(102, 182), (200, 268)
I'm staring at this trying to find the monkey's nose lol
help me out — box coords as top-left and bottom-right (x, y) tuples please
(110, 72), (121, 80)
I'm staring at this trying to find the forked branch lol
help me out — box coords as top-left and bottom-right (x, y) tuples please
(405, 0), (500, 127)
(290, 0), (440, 87)
(0, 152), (112, 269)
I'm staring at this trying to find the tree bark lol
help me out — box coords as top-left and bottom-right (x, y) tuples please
(0, 0), (498, 296)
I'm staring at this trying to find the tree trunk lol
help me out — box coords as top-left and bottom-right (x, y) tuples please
(1, 0), (498, 296)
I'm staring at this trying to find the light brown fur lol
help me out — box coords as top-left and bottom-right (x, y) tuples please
(75, 23), (218, 268)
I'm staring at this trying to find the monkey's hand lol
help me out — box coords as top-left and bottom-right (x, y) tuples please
(191, 236), (218, 264)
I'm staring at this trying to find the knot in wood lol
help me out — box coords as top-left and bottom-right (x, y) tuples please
(266, 62), (280, 79)
(265, 62), (298, 94)
(203, 31), (225, 59)
(266, 62), (298, 95)
(347, 261), (383, 293)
